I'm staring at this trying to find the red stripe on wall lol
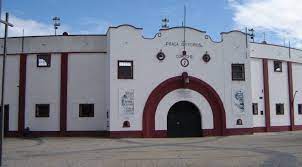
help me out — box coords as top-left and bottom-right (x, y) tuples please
(263, 59), (271, 132)
(60, 53), (68, 134)
(18, 54), (27, 135)
(287, 62), (294, 131)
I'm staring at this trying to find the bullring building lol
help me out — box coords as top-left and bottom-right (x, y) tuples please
(1, 24), (302, 138)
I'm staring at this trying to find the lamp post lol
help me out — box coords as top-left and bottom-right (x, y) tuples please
(0, 12), (14, 167)
(52, 17), (60, 36)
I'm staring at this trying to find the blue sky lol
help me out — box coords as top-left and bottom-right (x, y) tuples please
(2, 0), (302, 48)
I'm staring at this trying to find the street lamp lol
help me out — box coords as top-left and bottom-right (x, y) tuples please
(0, 12), (14, 167)
(52, 16), (60, 36)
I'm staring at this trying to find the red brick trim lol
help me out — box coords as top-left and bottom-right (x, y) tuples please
(254, 126), (293, 133)
(142, 74), (226, 138)
(294, 125), (302, 130)
(60, 53), (68, 133)
(224, 128), (254, 135)
(109, 131), (142, 138)
(4, 131), (20, 137)
(253, 127), (266, 133)
(18, 54), (27, 135)
(269, 126), (291, 132)
(153, 128), (253, 138)
(287, 62), (294, 131)
(263, 59), (271, 132)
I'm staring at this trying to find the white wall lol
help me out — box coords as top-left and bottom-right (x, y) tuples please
(25, 54), (61, 131)
(250, 58), (265, 127)
(108, 25), (253, 131)
(250, 43), (302, 63)
(0, 35), (107, 54)
(292, 63), (302, 125)
(67, 53), (107, 131)
(155, 89), (213, 130)
(0, 55), (20, 131)
(268, 60), (290, 126)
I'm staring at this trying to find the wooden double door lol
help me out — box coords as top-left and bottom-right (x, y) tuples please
(167, 101), (201, 137)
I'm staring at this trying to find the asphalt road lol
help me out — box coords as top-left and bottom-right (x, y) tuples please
(3, 131), (302, 167)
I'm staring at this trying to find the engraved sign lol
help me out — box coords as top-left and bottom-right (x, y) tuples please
(165, 41), (203, 48)
(233, 89), (245, 113)
(119, 89), (134, 115)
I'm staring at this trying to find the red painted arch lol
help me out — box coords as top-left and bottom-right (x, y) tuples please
(142, 74), (226, 137)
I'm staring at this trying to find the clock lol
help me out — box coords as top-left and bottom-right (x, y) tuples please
(180, 58), (189, 67)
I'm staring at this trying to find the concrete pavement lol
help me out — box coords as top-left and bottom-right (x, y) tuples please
(3, 131), (302, 167)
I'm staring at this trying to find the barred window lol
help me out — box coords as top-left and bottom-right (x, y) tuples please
(252, 103), (258, 115)
(79, 104), (94, 117)
(232, 64), (245, 81)
(276, 103), (284, 115)
(274, 61), (282, 72)
(35, 104), (50, 117)
(37, 54), (51, 67)
(118, 61), (133, 79)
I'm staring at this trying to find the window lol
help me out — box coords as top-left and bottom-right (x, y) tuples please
(232, 64), (245, 81)
(35, 104), (50, 117)
(118, 60), (133, 79)
(274, 61), (282, 72)
(276, 103), (284, 115)
(252, 103), (258, 115)
(298, 104), (302, 115)
(37, 54), (51, 67)
(79, 104), (94, 117)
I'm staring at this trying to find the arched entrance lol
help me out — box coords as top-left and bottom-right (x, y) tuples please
(167, 101), (201, 137)
(143, 72), (226, 138)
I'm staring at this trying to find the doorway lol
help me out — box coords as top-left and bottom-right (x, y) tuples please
(167, 101), (201, 137)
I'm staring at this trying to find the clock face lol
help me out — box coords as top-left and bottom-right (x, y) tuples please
(180, 58), (189, 67)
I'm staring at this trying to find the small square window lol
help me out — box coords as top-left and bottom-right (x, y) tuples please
(37, 54), (51, 67)
(276, 103), (284, 115)
(79, 104), (94, 117)
(260, 111), (264, 115)
(118, 60), (133, 79)
(35, 104), (50, 117)
(274, 61), (282, 72)
(298, 104), (302, 115)
(252, 103), (258, 115)
(232, 64), (245, 81)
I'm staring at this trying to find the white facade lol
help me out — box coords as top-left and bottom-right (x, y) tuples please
(1, 25), (302, 137)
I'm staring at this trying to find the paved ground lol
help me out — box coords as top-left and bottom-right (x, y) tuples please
(3, 131), (302, 167)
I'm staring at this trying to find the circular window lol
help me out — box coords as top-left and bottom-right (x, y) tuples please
(202, 52), (211, 63)
(156, 51), (165, 61)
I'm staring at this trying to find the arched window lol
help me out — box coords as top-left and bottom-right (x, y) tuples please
(236, 119), (243, 125)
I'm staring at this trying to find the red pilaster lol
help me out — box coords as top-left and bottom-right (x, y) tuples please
(18, 54), (27, 135)
(287, 62), (295, 131)
(60, 53), (68, 134)
(263, 59), (271, 132)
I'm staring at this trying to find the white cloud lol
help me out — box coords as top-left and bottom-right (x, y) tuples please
(1, 15), (70, 37)
(77, 17), (111, 34)
(228, 0), (302, 48)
